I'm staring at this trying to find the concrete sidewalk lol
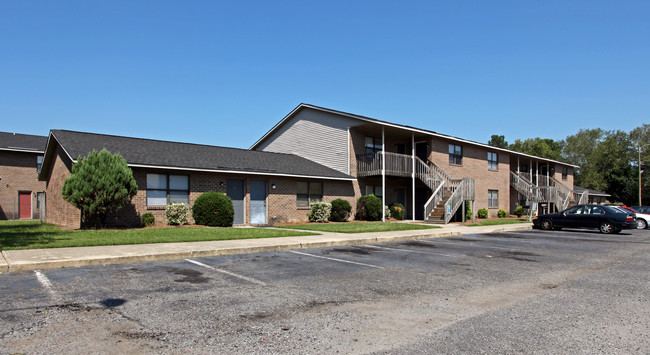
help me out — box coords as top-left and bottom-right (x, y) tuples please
(0, 223), (532, 273)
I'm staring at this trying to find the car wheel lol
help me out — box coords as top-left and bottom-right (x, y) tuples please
(637, 219), (648, 230)
(540, 219), (554, 231)
(599, 222), (614, 234)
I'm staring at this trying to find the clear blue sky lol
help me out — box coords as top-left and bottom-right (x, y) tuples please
(2, 1), (648, 149)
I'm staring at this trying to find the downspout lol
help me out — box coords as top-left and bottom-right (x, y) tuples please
(382, 126), (386, 222)
(412, 133), (415, 221)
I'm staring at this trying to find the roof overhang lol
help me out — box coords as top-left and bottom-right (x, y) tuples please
(251, 103), (580, 169)
(0, 147), (44, 154)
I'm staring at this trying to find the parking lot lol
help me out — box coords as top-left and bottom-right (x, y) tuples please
(1, 228), (649, 354)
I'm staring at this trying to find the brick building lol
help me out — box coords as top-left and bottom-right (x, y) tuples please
(0, 132), (47, 220)
(252, 104), (581, 222)
(38, 130), (355, 229)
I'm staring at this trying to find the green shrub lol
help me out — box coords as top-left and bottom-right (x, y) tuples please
(497, 209), (507, 218)
(384, 206), (392, 219)
(61, 148), (138, 228)
(465, 201), (472, 220)
(514, 206), (527, 217)
(330, 199), (352, 222)
(141, 213), (155, 227)
(356, 194), (383, 221)
(192, 192), (234, 227)
(477, 208), (489, 219)
(390, 202), (405, 220)
(166, 203), (189, 225)
(308, 202), (332, 223)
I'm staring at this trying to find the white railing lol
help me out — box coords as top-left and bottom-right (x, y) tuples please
(423, 181), (445, 221)
(444, 178), (474, 224)
(577, 191), (589, 204)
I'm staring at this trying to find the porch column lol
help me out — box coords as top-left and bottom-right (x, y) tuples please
(517, 156), (520, 174)
(546, 162), (550, 186)
(412, 133), (416, 221)
(382, 126), (386, 222)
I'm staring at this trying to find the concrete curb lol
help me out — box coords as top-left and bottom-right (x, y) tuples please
(1, 223), (532, 273)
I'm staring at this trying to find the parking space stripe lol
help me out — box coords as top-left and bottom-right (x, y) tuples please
(427, 240), (522, 252)
(362, 244), (459, 257)
(289, 250), (385, 269)
(34, 270), (63, 303)
(185, 259), (267, 286)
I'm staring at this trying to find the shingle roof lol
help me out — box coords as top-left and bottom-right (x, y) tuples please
(574, 186), (611, 197)
(50, 130), (354, 180)
(251, 103), (579, 168)
(0, 131), (47, 152)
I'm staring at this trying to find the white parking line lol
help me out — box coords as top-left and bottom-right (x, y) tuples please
(34, 270), (63, 303)
(289, 250), (385, 269)
(362, 244), (459, 257)
(426, 240), (521, 252)
(185, 259), (267, 286)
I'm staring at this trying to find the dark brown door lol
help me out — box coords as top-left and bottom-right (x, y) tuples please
(19, 192), (31, 219)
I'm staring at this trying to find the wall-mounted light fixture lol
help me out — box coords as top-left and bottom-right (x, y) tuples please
(271, 184), (277, 190)
(219, 181), (224, 186)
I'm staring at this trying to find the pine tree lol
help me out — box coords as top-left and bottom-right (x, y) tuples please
(62, 149), (138, 228)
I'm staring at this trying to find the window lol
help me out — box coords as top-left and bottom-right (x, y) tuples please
(562, 166), (568, 180)
(488, 190), (499, 208)
(146, 173), (189, 206)
(365, 137), (382, 156)
(487, 152), (498, 170)
(449, 144), (462, 165)
(365, 185), (383, 198)
(37, 155), (43, 172)
(297, 182), (323, 207)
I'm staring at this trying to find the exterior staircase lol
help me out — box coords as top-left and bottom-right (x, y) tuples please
(510, 171), (587, 212)
(424, 188), (453, 224)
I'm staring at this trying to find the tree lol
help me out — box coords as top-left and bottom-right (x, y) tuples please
(509, 138), (563, 161)
(561, 128), (605, 189)
(487, 135), (508, 149)
(62, 149), (138, 228)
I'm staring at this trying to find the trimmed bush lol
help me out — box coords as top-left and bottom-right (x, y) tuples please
(477, 208), (489, 219)
(166, 203), (189, 225)
(390, 202), (405, 220)
(308, 202), (332, 223)
(384, 206), (392, 219)
(514, 206), (527, 217)
(356, 194), (383, 221)
(192, 192), (234, 227)
(330, 199), (352, 222)
(497, 209), (507, 218)
(465, 201), (472, 220)
(141, 213), (155, 227)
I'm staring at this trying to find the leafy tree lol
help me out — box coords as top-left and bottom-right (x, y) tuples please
(509, 138), (563, 161)
(561, 128), (606, 189)
(62, 149), (138, 228)
(487, 134), (508, 149)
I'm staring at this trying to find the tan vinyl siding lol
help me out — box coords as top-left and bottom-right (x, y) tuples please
(256, 108), (362, 174)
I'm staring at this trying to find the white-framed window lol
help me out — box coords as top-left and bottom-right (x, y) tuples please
(37, 155), (43, 172)
(146, 173), (189, 206)
(365, 185), (383, 198)
(488, 190), (499, 208)
(297, 181), (323, 207)
(449, 144), (462, 165)
(488, 152), (498, 170)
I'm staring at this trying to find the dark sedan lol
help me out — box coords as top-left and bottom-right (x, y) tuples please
(533, 204), (637, 234)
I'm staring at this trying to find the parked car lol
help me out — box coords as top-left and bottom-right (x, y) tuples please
(627, 206), (650, 229)
(631, 206), (650, 214)
(533, 204), (637, 234)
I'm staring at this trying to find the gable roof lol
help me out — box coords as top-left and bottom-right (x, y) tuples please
(41, 130), (354, 181)
(251, 103), (579, 168)
(574, 186), (611, 197)
(0, 131), (47, 153)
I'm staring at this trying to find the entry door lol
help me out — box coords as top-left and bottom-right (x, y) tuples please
(19, 192), (31, 219)
(227, 179), (245, 225)
(250, 180), (267, 224)
(415, 142), (428, 162)
(414, 187), (428, 220)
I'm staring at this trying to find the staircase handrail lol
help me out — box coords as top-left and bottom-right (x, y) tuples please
(444, 178), (473, 224)
(423, 181), (446, 221)
(578, 190), (589, 204)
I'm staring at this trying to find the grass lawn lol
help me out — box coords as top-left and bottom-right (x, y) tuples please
(466, 218), (531, 227)
(0, 220), (318, 250)
(277, 222), (440, 233)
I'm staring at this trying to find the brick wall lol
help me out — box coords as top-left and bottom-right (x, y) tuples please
(0, 150), (46, 220)
(44, 146), (81, 228)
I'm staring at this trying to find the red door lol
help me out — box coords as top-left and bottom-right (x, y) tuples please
(19, 192), (32, 219)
